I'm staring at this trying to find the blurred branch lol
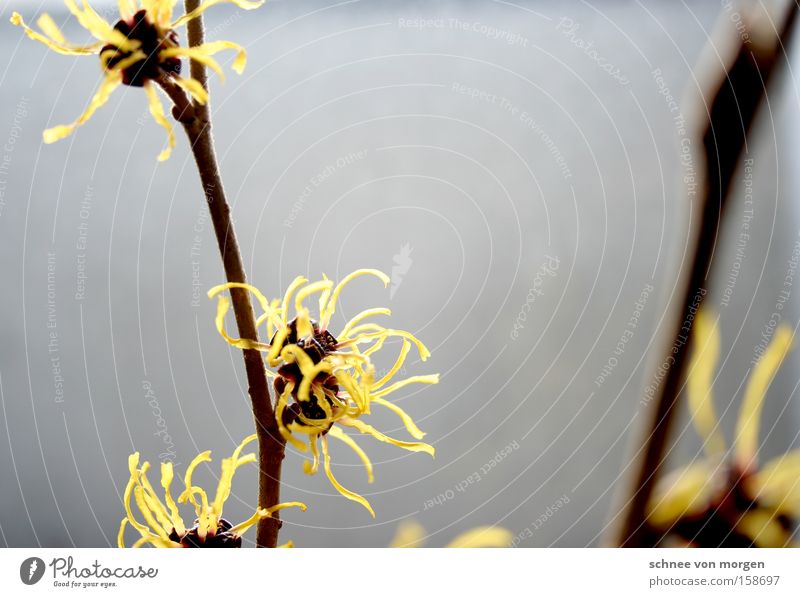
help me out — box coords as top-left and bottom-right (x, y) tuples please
(608, 0), (799, 547)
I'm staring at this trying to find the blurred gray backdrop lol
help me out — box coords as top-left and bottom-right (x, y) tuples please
(1, 0), (799, 547)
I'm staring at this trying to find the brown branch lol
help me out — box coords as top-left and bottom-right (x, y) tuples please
(184, 0), (209, 120)
(156, 74), (195, 123)
(157, 0), (287, 548)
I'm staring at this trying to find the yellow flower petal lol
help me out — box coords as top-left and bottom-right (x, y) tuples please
(160, 462), (185, 535)
(734, 325), (793, 472)
(363, 334), (388, 357)
(206, 282), (275, 338)
(143, 82), (175, 161)
(227, 508), (268, 536)
(65, 0), (139, 51)
(372, 340), (410, 390)
(199, 40), (248, 74)
(303, 435), (321, 475)
(159, 46), (225, 81)
(231, 433), (258, 463)
(256, 298), (284, 338)
(100, 48), (147, 74)
(295, 362), (334, 411)
(281, 276), (308, 325)
(647, 462), (721, 527)
(295, 279), (335, 315)
(321, 269), (390, 329)
(172, 0), (265, 28)
(211, 459), (236, 517)
(159, 0), (181, 28)
(371, 374), (440, 399)
(281, 345), (327, 382)
(141, 0), (175, 26)
(266, 501), (308, 515)
(687, 309), (727, 456)
(389, 520), (427, 548)
(178, 450), (212, 512)
(345, 327), (432, 361)
(340, 417), (435, 456)
(131, 535), (178, 548)
(196, 507), (216, 539)
(317, 274), (332, 321)
(208, 282), (271, 314)
(295, 307), (314, 341)
(43, 70), (122, 144)
(334, 369), (369, 414)
(328, 426), (374, 483)
(267, 325), (289, 366)
(371, 396), (426, 440)
(321, 435), (375, 517)
(275, 385), (310, 452)
(137, 468), (176, 533)
(736, 510), (793, 547)
(747, 449), (800, 514)
(37, 13), (68, 44)
(118, 519), (128, 548)
(210, 293), (271, 351)
(121, 454), (154, 539)
(173, 76), (209, 105)
(118, 0), (138, 20)
(133, 486), (170, 541)
(230, 502), (308, 536)
(446, 526), (513, 548)
(340, 308), (392, 339)
(10, 12), (102, 55)
(228, 499), (306, 538)
(210, 434), (258, 517)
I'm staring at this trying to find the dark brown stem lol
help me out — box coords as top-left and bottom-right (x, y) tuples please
(160, 0), (287, 548)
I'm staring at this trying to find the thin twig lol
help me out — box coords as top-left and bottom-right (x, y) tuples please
(159, 0), (287, 548)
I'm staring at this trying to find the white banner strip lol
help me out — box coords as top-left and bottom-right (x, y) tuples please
(1, 548), (798, 596)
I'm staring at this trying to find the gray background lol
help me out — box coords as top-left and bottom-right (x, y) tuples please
(1, 0), (798, 547)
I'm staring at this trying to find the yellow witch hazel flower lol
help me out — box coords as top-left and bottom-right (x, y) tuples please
(119, 434), (306, 547)
(647, 309), (799, 547)
(11, 0), (263, 161)
(209, 269), (440, 516)
(390, 520), (513, 548)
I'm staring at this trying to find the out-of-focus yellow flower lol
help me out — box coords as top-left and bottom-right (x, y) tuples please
(119, 434), (306, 547)
(390, 520), (513, 548)
(209, 269), (439, 516)
(11, 0), (262, 160)
(647, 309), (798, 547)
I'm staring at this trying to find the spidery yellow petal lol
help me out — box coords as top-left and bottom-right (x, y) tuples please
(446, 526), (513, 548)
(321, 435), (375, 517)
(687, 309), (726, 457)
(389, 520), (427, 548)
(328, 426), (374, 483)
(43, 71), (122, 144)
(143, 83), (175, 162)
(172, 0), (264, 28)
(735, 325), (793, 472)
